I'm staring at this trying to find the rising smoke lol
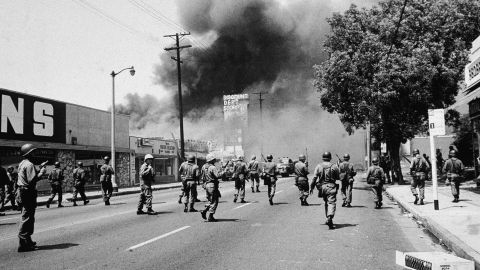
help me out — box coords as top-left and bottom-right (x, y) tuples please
(120, 0), (378, 166)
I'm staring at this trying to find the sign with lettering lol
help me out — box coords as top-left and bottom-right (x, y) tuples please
(428, 109), (446, 136)
(0, 89), (66, 143)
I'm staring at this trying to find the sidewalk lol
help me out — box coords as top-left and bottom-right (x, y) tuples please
(384, 174), (480, 269)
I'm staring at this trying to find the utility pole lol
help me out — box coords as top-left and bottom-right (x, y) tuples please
(252, 92), (267, 156)
(164, 32), (191, 160)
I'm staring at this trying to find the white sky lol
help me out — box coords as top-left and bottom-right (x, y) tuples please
(0, 0), (184, 111)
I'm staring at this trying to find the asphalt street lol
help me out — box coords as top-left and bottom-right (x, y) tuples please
(0, 177), (445, 270)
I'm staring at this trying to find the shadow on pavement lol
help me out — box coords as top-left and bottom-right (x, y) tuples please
(0, 222), (16, 226)
(345, 205), (366, 208)
(333, 223), (358, 229)
(213, 218), (240, 222)
(273, 202), (289, 205)
(307, 203), (322, 206)
(37, 243), (79, 250)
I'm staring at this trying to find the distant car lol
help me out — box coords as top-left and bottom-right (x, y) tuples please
(277, 157), (294, 177)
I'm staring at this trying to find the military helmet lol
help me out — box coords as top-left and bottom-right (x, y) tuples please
(238, 156), (244, 161)
(266, 154), (273, 161)
(449, 149), (457, 157)
(206, 154), (216, 162)
(104, 156), (111, 161)
(144, 154), (154, 161)
(77, 162), (83, 167)
(298, 154), (306, 161)
(372, 157), (379, 165)
(20, 144), (37, 157)
(251, 155), (256, 160)
(187, 155), (195, 162)
(343, 154), (350, 161)
(54, 161), (61, 168)
(322, 152), (332, 161)
(7, 166), (14, 171)
(412, 149), (420, 155)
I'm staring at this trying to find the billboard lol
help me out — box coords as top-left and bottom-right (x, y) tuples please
(0, 88), (66, 143)
(223, 94), (249, 157)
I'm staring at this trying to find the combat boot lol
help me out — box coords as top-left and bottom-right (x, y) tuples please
(178, 196), (182, 204)
(419, 199), (424, 205)
(300, 198), (305, 206)
(188, 203), (198, 212)
(452, 197), (459, 203)
(233, 196), (237, 203)
(207, 213), (217, 222)
(200, 209), (207, 220)
(346, 203), (352, 208)
(58, 204), (64, 208)
(147, 208), (155, 215)
(342, 201), (347, 207)
(413, 195), (419, 205)
(240, 199), (246, 203)
(73, 202), (78, 207)
(137, 209), (146, 215)
(256, 187), (260, 192)
(251, 187), (255, 193)
(326, 217), (335, 230)
(17, 239), (35, 252)
(84, 200), (90, 205)
(303, 200), (309, 206)
(46, 199), (52, 208)
(269, 198), (273, 205)
(184, 204), (188, 213)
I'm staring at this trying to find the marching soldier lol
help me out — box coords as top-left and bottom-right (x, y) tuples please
(339, 154), (356, 207)
(72, 162), (89, 206)
(46, 162), (64, 208)
(379, 152), (392, 184)
(294, 154), (309, 206)
(410, 149), (429, 205)
(200, 154), (223, 222)
(100, 156), (114, 206)
(442, 149), (465, 203)
(310, 152), (340, 230)
(262, 154), (278, 205)
(137, 154), (156, 215)
(248, 155), (260, 193)
(0, 163), (8, 215)
(17, 144), (47, 252)
(233, 156), (248, 203)
(366, 157), (386, 209)
(178, 155), (200, 212)
(6, 166), (18, 210)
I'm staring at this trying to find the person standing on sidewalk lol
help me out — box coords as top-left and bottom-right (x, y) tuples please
(137, 154), (156, 215)
(72, 162), (89, 206)
(379, 153), (392, 184)
(366, 157), (386, 209)
(46, 162), (64, 208)
(16, 144), (47, 252)
(232, 156), (248, 203)
(442, 149), (465, 203)
(248, 155), (260, 193)
(200, 154), (224, 222)
(262, 154), (278, 205)
(0, 162), (9, 215)
(294, 154), (310, 206)
(410, 149), (430, 205)
(178, 155), (200, 213)
(6, 166), (18, 211)
(100, 156), (114, 206)
(339, 154), (356, 207)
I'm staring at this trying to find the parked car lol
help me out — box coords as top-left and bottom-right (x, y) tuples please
(277, 157), (294, 177)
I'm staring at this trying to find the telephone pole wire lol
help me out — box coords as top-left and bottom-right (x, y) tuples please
(164, 32), (191, 160)
(252, 92), (267, 156)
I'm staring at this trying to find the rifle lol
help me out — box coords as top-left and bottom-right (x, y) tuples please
(305, 147), (309, 168)
(402, 155), (411, 164)
(335, 154), (342, 166)
(261, 154), (267, 162)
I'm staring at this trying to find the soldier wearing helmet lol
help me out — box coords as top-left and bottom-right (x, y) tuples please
(46, 161), (65, 208)
(262, 154), (278, 205)
(339, 153), (357, 207)
(410, 149), (430, 205)
(5, 166), (18, 211)
(137, 154), (156, 215)
(366, 156), (386, 209)
(16, 144), (47, 252)
(310, 151), (340, 229)
(248, 155), (260, 193)
(442, 149), (464, 203)
(379, 152), (392, 184)
(294, 154), (310, 206)
(99, 156), (115, 206)
(200, 154), (224, 222)
(72, 162), (89, 206)
(232, 155), (248, 203)
(178, 155), (200, 213)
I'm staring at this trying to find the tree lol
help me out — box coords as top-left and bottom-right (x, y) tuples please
(314, 0), (480, 183)
(453, 115), (476, 167)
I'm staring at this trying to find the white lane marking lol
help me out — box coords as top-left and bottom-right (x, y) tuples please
(127, 226), (190, 251)
(233, 202), (252, 210)
(0, 217), (18, 222)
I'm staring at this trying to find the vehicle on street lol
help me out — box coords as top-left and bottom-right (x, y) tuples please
(277, 157), (294, 177)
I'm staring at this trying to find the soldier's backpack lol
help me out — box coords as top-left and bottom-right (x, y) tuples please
(367, 167), (383, 184)
(49, 169), (60, 184)
(200, 163), (212, 183)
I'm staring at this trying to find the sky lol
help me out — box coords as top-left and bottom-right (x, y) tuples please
(0, 0), (183, 111)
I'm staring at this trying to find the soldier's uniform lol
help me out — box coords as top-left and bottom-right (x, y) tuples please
(310, 152), (340, 229)
(233, 157), (248, 203)
(379, 154), (392, 183)
(248, 156), (260, 193)
(6, 167), (18, 210)
(263, 155), (278, 205)
(179, 156), (200, 212)
(294, 158), (310, 206)
(17, 144), (46, 252)
(410, 149), (429, 205)
(366, 158), (386, 209)
(72, 163), (89, 206)
(0, 166), (9, 213)
(46, 162), (64, 208)
(339, 154), (356, 207)
(100, 157), (114, 206)
(200, 155), (223, 222)
(138, 154), (155, 215)
(442, 150), (464, 203)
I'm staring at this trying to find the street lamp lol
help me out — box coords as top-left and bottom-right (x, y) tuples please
(110, 66), (135, 191)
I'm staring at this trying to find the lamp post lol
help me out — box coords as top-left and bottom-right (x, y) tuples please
(110, 66), (135, 191)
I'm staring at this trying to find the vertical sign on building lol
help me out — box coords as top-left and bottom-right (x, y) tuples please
(223, 94), (249, 157)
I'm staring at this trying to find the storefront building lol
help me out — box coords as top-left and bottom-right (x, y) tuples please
(467, 36), (480, 161)
(0, 88), (131, 194)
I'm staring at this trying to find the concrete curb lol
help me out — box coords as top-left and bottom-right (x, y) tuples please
(385, 188), (480, 269)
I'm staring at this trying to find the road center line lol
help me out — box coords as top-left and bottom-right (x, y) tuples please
(233, 202), (252, 210)
(127, 226), (190, 251)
